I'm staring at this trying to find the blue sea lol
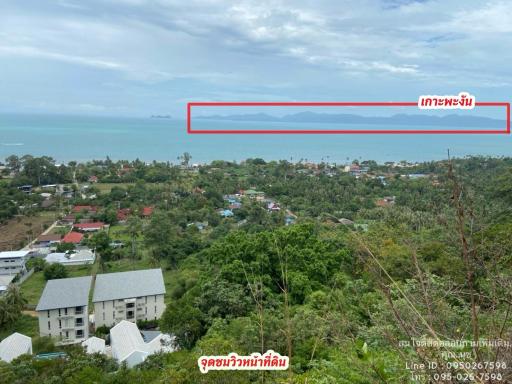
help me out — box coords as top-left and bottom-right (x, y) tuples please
(0, 114), (511, 164)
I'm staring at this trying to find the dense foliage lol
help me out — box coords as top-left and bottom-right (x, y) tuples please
(2, 155), (512, 383)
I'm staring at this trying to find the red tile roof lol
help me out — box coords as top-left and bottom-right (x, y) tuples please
(73, 222), (105, 230)
(141, 207), (153, 217)
(62, 232), (84, 244)
(62, 214), (76, 221)
(117, 208), (131, 221)
(72, 205), (98, 213)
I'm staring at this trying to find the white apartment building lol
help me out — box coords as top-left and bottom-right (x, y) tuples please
(0, 251), (30, 276)
(93, 269), (166, 328)
(36, 276), (92, 344)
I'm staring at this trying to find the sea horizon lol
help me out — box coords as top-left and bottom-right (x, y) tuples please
(1, 113), (512, 164)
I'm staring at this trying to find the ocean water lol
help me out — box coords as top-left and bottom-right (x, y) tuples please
(0, 114), (511, 163)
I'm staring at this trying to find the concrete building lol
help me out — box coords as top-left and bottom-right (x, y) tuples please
(45, 249), (96, 266)
(36, 276), (92, 344)
(0, 332), (32, 363)
(93, 269), (165, 328)
(0, 251), (30, 276)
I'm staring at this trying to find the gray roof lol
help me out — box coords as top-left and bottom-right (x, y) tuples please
(0, 332), (32, 363)
(93, 269), (165, 302)
(36, 276), (92, 311)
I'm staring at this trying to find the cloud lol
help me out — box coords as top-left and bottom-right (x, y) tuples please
(0, 45), (125, 70)
(0, 0), (509, 115)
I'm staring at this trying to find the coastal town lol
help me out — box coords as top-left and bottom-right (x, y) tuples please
(0, 156), (434, 363)
(0, 154), (511, 382)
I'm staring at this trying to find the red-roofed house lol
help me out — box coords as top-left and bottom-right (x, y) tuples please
(117, 208), (131, 222)
(376, 196), (396, 208)
(60, 214), (76, 224)
(72, 205), (98, 214)
(73, 222), (105, 232)
(141, 207), (153, 218)
(62, 232), (84, 244)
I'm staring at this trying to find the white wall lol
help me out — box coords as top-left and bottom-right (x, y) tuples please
(37, 305), (89, 344)
(94, 294), (165, 328)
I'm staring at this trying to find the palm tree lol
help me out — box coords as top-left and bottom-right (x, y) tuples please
(0, 284), (27, 326)
(125, 216), (143, 263)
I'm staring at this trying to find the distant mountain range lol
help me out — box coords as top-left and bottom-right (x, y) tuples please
(196, 112), (504, 127)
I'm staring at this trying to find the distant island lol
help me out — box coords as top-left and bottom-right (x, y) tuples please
(196, 112), (505, 128)
(150, 115), (173, 119)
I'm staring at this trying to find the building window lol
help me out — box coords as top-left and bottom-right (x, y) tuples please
(154, 305), (157, 314)
(76, 330), (84, 338)
(59, 319), (62, 329)
(127, 310), (134, 320)
(75, 306), (83, 315)
(47, 310), (50, 318)
(102, 301), (105, 310)
(145, 296), (147, 304)
(58, 309), (61, 316)
(154, 295), (157, 303)
(112, 311), (115, 319)
(75, 318), (83, 327)
(66, 331), (69, 338)
(127, 302), (134, 309)
(64, 308), (68, 315)
(48, 321), (51, 330)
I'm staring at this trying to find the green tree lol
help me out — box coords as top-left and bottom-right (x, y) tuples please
(160, 301), (204, 349)
(44, 263), (68, 280)
(56, 242), (75, 253)
(0, 284), (27, 327)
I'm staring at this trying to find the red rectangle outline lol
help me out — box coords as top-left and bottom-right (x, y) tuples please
(187, 101), (510, 134)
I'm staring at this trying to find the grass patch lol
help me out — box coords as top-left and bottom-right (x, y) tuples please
(102, 257), (154, 273)
(0, 314), (39, 339)
(20, 272), (46, 307)
(95, 183), (135, 194)
(21, 265), (93, 307)
(108, 225), (134, 242)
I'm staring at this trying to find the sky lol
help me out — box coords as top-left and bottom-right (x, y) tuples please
(0, 0), (510, 118)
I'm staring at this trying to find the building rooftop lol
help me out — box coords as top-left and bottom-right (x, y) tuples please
(0, 275), (15, 292)
(73, 222), (105, 230)
(110, 320), (145, 362)
(36, 276), (92, 311)
(0, 251), (30, 259)
(45, 250), (95, 265)
(36, 234), (62, 243)
(110, 320), (175, 367)
(0, 332), (32, 363)
(62, 232), (84, 244)
(93, 268), (165, 302)
(81, 336), (106, 354)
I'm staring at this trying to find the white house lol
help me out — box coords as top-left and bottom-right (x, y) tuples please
(93, 269), (166, 328)
(36, 276), (92, 344)
(0, 332), (32, 363)
(81, 336), (106, 354)
(110, 320), (175, 367)
(45, 249), (96, 266)
(0, 251), (30, 276)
